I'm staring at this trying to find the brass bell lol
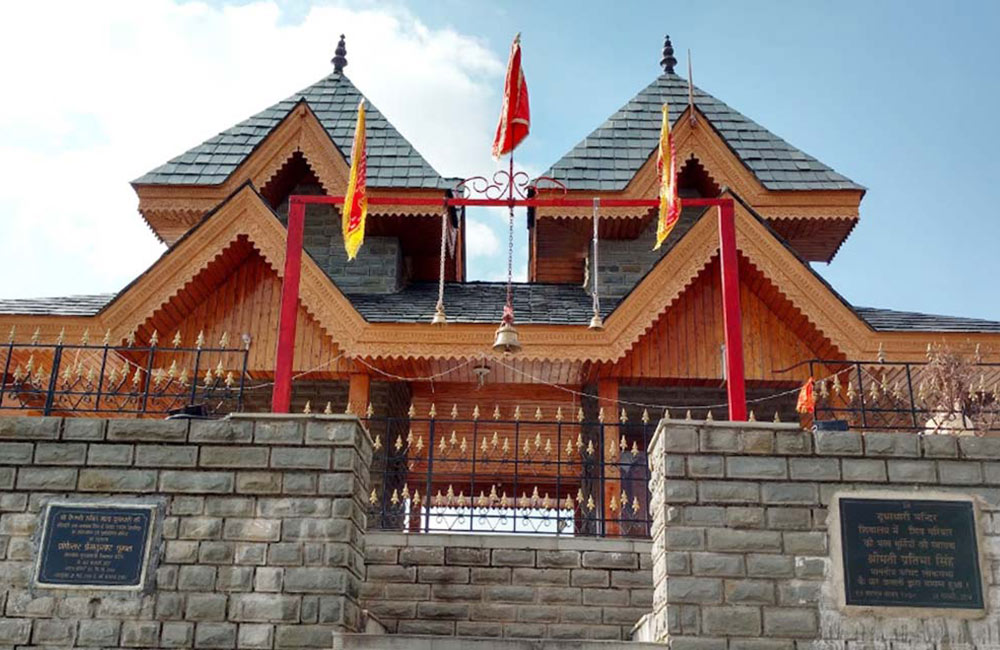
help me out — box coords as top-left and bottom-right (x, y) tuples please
(588, 313), (604, 330)
(431, 303), (447, 326)
(492, 321), (522, 354)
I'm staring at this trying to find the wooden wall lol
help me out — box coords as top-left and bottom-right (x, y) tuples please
(135, 236), (350, 379)
(594, 256), (843, 383)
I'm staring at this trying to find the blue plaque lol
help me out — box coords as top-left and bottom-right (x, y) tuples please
(839, 497), (984, 610)
(34, 502), (157, 590)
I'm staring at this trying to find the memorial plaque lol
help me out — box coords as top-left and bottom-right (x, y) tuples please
(34, 501), (158, 590)
(838, 497), (983, 609)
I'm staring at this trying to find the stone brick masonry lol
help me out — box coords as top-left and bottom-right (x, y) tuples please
(360, 531), (653, 641)
(0, 414), (371, 649)
(648, 420), (1000, 650)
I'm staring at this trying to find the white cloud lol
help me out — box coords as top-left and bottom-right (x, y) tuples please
(0, 0), (508, 298)
(464, 218), (499, 259)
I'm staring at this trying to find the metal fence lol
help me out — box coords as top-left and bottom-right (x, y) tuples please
(776, 358), (1000, 434)
(363, 412), (655, 538)
(0, 337), (250, 417)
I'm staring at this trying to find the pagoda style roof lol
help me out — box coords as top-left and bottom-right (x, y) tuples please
(542, 72), (863, 192)
(134, 71), (447, 189)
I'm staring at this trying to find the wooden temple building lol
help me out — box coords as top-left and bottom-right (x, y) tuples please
(3, 35), (1000, 534)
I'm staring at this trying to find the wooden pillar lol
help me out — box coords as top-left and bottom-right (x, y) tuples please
(348, 372), (370, 417)
(598, 379), (621, 537)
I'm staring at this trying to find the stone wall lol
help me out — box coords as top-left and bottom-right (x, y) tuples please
(0, 414), (372, 649)
(360, 531), (652, 641)
(278, 190), (402, 294)
(648, 420), (1000, 649)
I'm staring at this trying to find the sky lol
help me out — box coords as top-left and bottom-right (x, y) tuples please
(1, 0), (998, 321)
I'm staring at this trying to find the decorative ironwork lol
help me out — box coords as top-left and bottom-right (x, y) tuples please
(364, 413), (653, 538)
(776, 356), (1000, 434)
(0, 336), (249, 417)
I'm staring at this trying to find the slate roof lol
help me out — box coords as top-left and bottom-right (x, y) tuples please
(542, 73), (863, 192)
(135, 72), (448, 189)
(346, 283), (620, 324)
(0, 294), (115, 316)
(854, 307), (1000, 333)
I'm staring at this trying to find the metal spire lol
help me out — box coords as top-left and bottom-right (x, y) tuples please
(332, 34), (348, 74)
(660, 35), (677, 74)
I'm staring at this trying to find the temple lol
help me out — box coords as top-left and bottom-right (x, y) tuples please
(2, 34), (1000, 536)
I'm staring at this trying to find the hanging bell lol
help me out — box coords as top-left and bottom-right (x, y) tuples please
(431, 303), (447, 326)
(492, 321), (522, 354)
(588, 312), (604, 331)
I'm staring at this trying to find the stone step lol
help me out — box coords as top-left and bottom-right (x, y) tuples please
(333, 633), (663, 650)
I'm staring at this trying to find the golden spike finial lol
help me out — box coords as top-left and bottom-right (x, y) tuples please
(56, 328), (65, 345)
(195, 330), (205, 349)
(303, 400), (311, 414)
(178, 367), (189, 386)
(167, 360), (178, 379)
(502, 436), (511, 456)
(577, 407), (585, 423)
(225, 371), (236, 387)
(642, 408), (650, 424)
(576, 432), (583, 449)
(415, 434), (424, 452)
(472, 405), (480, 420)
(449, 430), (458, 447)
(597, 407), (605, 423)
(204, 367), (214, 385)
(664, 408), (671, 420)
(215, 360), (224, 379)
(6, 325), (14, 344)
(85, 368), (95, 385)
(632, 496), (641, 514)
(685, 409), (692, 420)
(522, 438), (531, 456)
(369, 488), (378, 505)
(564, 438), (574, 456)
(513, 405), (521, 421)
(429, 403), (437, 419)
(620, 408), (628, 424)
(373, 434), (382, 451)
(451, 404), (458, 419)
(493, 405), (501, 420)
(172, 331), (182, 348)
(563, 494), (575, 510)
(631, 440), (639, 456)
(706, 410), (714, 422)
(555, 407), (564, 422)
(544, 437), (553, 456)
(748, 409), (756, 422)
(219, 332), (229, 348)
(80, 328), (90, 346)
(152, 367), (166, 388)
(534, 432), (542, 450)
(31, 327), (41, 345)
(412, 489), (421, 506)
(609, 495), (618, 513)
(773, 410), (781, 423)
(586, 440), (595, 456)
(394, 434), (403, 452)
(132, 367), (143, 386)
(126, 330), (136, 347)
(148, 330), (158, 347)
(439, 435), (448, 455)
(390, 489), (399, 505)
(324, 401), (333, 415)
(103, 328), (111, 346)
(26, 354), (35, 373)
(366, 402), (374, 417)
(534, 406), (543, 421)
(407, 403), (416, 418)
(491, 431), (499, 448)
(586, 494), (596, 512)
(460, 436), (467, 454)
(619, 435), (627, 453)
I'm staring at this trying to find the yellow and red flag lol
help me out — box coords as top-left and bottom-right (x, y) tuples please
(654, 102), (681, 249)
(342, 99), (368, 260)
(796, 378), (816, 414)
(492, 34), (530, 159)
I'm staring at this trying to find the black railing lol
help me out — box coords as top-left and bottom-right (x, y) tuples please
(363, 412), (655, 538)
(776, 358), (1000, 434)
(0, 338), (250, 417)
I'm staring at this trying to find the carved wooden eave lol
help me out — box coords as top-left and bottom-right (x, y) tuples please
(133, 100), (449, 245)
(533, 106), (863, 224)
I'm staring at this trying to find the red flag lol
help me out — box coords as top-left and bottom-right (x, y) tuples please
(492, 34), (530, 159)
(796, 378), (815, 414)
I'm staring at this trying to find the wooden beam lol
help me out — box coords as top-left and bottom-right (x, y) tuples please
(272, 198), (305, 413)
(598, 379), (621, 537)
(348, 372), (371, 416)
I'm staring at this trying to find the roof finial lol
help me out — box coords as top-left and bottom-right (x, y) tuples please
(332, 34), (348, 74)
(660, 34), (677, 74)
